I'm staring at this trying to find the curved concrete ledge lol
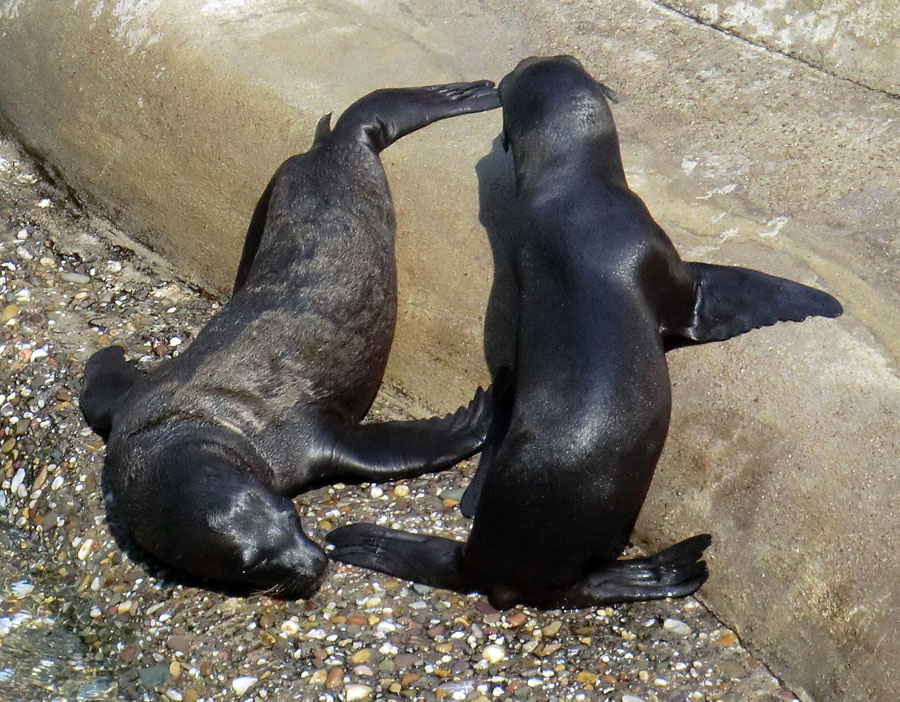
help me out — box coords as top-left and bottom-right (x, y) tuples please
(657, 0), (900, 96)
(2, 2), (898, 700)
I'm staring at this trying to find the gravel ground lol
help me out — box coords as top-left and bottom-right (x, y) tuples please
(1, 135), (800, 702)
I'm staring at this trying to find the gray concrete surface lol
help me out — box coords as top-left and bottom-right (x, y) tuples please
(1, 1), (898, 701)
(657, 0), (900, 95)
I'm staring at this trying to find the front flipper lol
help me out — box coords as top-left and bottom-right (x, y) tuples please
(665, 263), (843, 349)
(80, 346), (144, 441)
(334, 81), (500, 153)
(554, 534), (712, 608)
(327, 523), (476, 593)
(322, 385), (494, 484)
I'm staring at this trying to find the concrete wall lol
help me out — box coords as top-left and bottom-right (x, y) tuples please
(658, 0), (900, 95)
(2, 1), (898, 700)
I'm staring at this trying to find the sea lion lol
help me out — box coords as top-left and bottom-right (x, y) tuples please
(327, 56), (843, 609)
(80, 81), (501, 599)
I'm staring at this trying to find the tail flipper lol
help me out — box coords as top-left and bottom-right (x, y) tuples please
(665, 263), (842, 349)
(334, 81), (500, 153)
(555, 534), (712, 608)
(327, 523), (476, 593)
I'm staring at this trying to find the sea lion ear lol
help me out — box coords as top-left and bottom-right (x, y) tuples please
(313, 112), (333, 145)
(79, 346), (144, 441)
(599, 83), (619, 104)
(666, 263), (842, 347)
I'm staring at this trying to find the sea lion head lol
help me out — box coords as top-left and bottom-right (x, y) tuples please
(498, 55), (621, 186)
(105, 431), (328, 599)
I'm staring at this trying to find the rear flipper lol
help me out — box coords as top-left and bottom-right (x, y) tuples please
(320, 384), (495, 485)
(327, 523), (476, 593)
(80, 346), (144, 441)
(553, 534), (712, 608)
(333, 81), (500, 153)
(664, 263), (842, 350)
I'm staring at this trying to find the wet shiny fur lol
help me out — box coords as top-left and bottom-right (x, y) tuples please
(328, 57), (842, 609)
(80, 82), (501, 598)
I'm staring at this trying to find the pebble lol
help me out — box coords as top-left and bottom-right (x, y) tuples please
(164, 690), (183, 701)
(61, 271), (91, 285)
(663, 618), (692, 636)
(1, 303), (18, 323)
(349, 649), (371, 664)
(280, 619), (300, 635)
(439, 487), (466, 501)
(231, 676), (257, 695)
(167, 634), (192, 652)
(10, 580), (34, 598)
(543, 620), (562, 637)
(393, 484), (410, 497)
(324, 667), (343, 689)
(77, 538), (94, 560)
(10, 467), (25, 492)
(344, 684), (373, 700)
(139, 665), (170, 690)
(717, 631), (738, 646)
(622, 696), (646, 702)
(481, 644), (505, 664)
(369, 486), (384, 498)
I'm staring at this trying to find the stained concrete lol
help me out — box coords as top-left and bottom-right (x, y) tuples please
(658, 0), (900, 95)
(1, 1), (898, 701)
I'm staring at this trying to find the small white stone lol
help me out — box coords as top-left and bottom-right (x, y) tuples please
(376, 620), (396, 633)
(51, 475), (64, 490)
(164, 690), (183, 701)
(344, 684), (372, 701)
(663, 618), (692, 636)
(10, 581), (34, 598)
(10, 468), (26, 493)
(30, 347), (48, 361)
(369, 486), (383, 498)
(306, 628), (326, 639)
(90, 606), (102, 619)
(36, 198), (51, 208)
(280, 620), (300, 635)
(77, 538), (94, 561)
(622, 696), (647, 702)
(231, 676), (257, 695)
(16, 228), (28, 240)
(169, 336), (182, 346)
(481, 644), (505, 664)
(106, 261), (123, 273)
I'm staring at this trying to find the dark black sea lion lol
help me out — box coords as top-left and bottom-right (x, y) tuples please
(327, 57), (843, 609)
(80, 82), (501, 599)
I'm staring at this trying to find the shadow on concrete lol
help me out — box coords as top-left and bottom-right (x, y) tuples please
(475, 135), (520, 380)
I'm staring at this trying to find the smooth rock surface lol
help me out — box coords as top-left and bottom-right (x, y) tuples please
(1, 2), (898, 702)
(658, 0), (900, 95)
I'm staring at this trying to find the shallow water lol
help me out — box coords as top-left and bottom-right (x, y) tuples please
(0, 524), (117, 701)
